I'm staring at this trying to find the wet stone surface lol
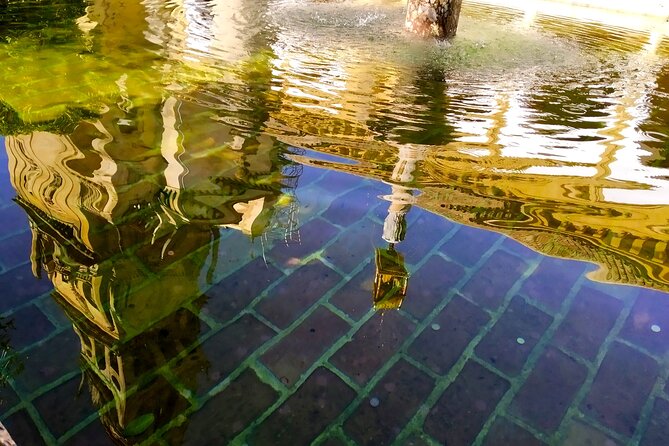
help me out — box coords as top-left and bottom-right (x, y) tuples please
(203, 258), (284, 323)
(562, 420), (623, 446)
(183, 368), (278, 445)
(401, 255), (465, 320)
(409, 295), (490, 375)
(343, 359), (434, 445)
(0, 163), (668, 446)
(476, 296), (552, 376)
(483, 418), (547, 446)
(510, 346), (588, 433)
(256, 259), (342, 329)
(619, 288), (669, 354)
(640, 398), (669, 446)
(329, 261), (375, 321)
(196, 314), (275, 396)
(33, 375), (96, 439)
(2, 410), (47, 446)
(461, 250), (529, 310)
(552, 286), (623, 360)
(520, 257), (587, 312)
(581, 342), (659, 437)
(250, 367), (355, 446)
(330, 311), (415, 385)
(424, 360), (510, 445)
(261, 306), (350, 386)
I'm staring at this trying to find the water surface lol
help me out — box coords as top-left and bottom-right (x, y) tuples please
(1, 1), (669, 445)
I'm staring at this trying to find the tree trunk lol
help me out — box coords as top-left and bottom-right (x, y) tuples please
(405, 0), (463, 39)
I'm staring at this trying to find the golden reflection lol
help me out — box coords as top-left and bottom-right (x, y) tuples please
(1, 0), (669, 294)
(374, 245), (409, 310)
(4, 90), (294, 442)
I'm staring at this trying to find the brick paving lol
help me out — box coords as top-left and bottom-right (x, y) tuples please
(0, 165), (668, 446)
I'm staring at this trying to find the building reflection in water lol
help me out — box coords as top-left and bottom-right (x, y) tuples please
(373, 145), (425, 310)
(4, 92), (298, 443)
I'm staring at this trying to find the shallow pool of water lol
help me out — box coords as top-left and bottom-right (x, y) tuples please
(1, 0), (669, 445)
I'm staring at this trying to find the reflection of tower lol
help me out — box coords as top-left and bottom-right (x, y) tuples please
(4, 92), (297, 444)
(374, 146), (425, 310)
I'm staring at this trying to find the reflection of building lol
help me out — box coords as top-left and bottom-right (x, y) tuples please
(270, 8), (669, 292)
(5, 91), (295, 443)
(372, 146), (424, 310)
(373, 246), (409, 310)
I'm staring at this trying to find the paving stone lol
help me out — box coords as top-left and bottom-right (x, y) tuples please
(440, 225), (500, 267)
(322, 185), (381, 227)
(461, 250), (528, 310)
(581, 342), (659, 437)
(36, 297), (73, 328)
(195, 314), (275, 396)
(510, 347), (588, 433)
(403, 433), (431, 446)
(343, 360), (434, 445)
(118, 375), (191, 443)
(318, 438), (347, 446)
(424, 361), (509, 445)
(7, 304), (55, 350)
(318, 170), (369, 193)
(620, 288), (669, 355)
(203, 257), (284, 322)
(251, 367), (355, 445)
(0, 231), (31, 271)
(296, 165), (325, 187)
(15, 330), (81, 392)
(401, 210), (453, 265)
(520, 257), (586, 312)
(33, 375), (96, 439)
(261, 307), (350, 386)
(401, 256), (465, 320)
(409, 296), (489, 375)
(256, 260), (342, 329)
(483, 418), (547, 446)
(0, 203), (29, 238)
(331, 311), (415, 385)
(476, 297), (552, 376)
(640, 398), (669, 446)
(63, 419), (115, 446)
(0, 263), (53, 313)
(2, 409), (47, 445)
(210, 231), (257, 277)
(323, 219), (379, 273)
(294, 182), (338, 222)
(268, 218), (339, 268)
(552, 286), (622, 360)
(183, 368), (278, 445)
(329, 262), (375, 321)
(502, 237), (540, 261)
(0, 385), (19, 416)
(561, 420), (622, 446)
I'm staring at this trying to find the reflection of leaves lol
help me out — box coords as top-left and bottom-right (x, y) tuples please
(0, 0), (86, 43)
(0, 316), (22, 387)
(122, 413), (155, 437)
(0, 101), (98, 136)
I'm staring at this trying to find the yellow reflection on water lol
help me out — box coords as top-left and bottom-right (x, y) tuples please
(1, 0), (668, 293)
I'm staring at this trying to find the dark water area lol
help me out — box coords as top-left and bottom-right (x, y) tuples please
(0, 1), (669, 445)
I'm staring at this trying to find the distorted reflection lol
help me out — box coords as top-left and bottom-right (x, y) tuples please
(1, 0), (669, 444)
(5, 88), (296, 441)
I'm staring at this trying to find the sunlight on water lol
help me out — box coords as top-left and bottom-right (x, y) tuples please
(1, 0), (668, 288)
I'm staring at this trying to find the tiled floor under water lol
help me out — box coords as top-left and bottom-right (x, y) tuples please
(0, 143), (668, 446)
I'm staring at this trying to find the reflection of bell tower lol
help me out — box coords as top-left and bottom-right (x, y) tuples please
(5, 90), (295, 443)
(373, 146), (425, 310)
